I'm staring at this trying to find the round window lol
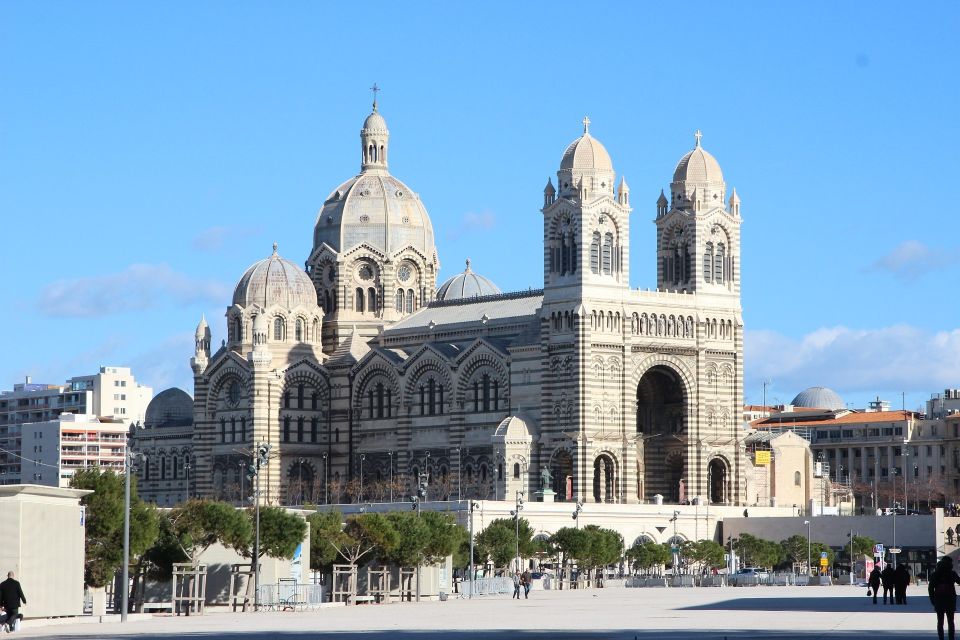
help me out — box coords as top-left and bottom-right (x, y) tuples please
(358, 265), (374, 281)
(227, 381), (240, 406)
(397, 265), (412, 282)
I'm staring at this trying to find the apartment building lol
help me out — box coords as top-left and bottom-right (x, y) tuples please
(22, 413), (128, 487)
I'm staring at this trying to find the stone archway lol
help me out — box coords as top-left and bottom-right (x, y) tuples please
(286, 459), (316, 506)
(593, 453), (616, 503)
(550, 449), (574, 502)
(708, 457), (729, 505)
(636, 365), (687, 502)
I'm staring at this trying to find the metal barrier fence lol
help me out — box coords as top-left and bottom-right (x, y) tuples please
(625, 573), (802, 588)
(256, 583), (325, 610)
(459, 576), (513, 597)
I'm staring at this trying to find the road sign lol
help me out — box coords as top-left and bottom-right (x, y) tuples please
(874, 544), (884, 556)
(820, 557), (829, 566)
(889, 547), (902, 554)
(671, 546), (679, 554)
(820, 552), (828, 559)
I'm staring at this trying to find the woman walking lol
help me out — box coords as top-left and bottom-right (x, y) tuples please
(929, 556), (960, 640)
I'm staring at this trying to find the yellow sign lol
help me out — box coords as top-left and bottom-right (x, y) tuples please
(755, 450), (771, 465)
(820, 557), (829, 566)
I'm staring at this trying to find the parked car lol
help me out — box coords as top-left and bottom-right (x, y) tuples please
(736, 567), (769, 579)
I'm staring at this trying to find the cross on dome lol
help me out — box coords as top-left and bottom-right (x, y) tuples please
(272, 242), (278, 255)
(694, 129), (703, 147)
(465, 258), (472, 272)
(370, 82), (380, 110)
(582, 116), (591, 134)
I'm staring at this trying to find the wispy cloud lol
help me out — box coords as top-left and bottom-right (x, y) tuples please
(127, 331), (196, 393)
(869, 240), (958, 281)
(745, 324), (960, 401)
(191, 225), (263, 253)
(446, 211), (497, 240)
(37, 264), (230, 318)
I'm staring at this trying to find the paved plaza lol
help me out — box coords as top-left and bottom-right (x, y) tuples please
(20, 585), (937, 639)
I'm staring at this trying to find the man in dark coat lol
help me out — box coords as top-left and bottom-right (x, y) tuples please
(894, 564), (911, 604)
(929, 556), (960, 640)
(868, 566), (882, 604)
(0, 571), (25, 631)
(881, 563), (896, 605)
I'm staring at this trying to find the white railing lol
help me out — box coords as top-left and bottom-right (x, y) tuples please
(459, 576), (513, 597)
(256, 583), (325, 610)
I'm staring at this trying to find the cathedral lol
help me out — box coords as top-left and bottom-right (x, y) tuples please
(189, 99), (746, 507)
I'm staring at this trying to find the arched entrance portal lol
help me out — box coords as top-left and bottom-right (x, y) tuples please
(636, 365), (687, 502)
(593, 453), (616, 503)
(708, 458), (729, 504)
(550, 450), (574, 502)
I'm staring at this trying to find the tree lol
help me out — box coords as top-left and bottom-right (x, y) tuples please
(579, 526), (623, 582)
(476, 517), (534, 572)
(328, 513), (399, 566)
(810, 542), (835, 567)
(780, 534), (809, 567)
(141, 512), (189, 582)
(733, 533), (783, 569)
(70, 468), (159, 588)
(625, 540), (670, 574)
(167, 499), (252, 564)
(306, 510), (344, 573)
(250, 506), (307, 560)
(685, 540), (725, 571)
(851, 535), (877, 559)
(384, 512), (430, 567)
(420, 511), (464, 565)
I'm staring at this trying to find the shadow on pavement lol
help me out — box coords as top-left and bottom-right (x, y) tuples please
(32, 630), (935, 640)
(681, 595), (931, 614)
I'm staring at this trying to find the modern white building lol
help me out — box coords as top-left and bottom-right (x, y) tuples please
(0, 367), (151, 481)
(21, 413), (128, 487)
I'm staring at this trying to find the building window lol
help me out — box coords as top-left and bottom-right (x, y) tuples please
(355, 288), (365, 313)
(794, 471), (801, 486)
(590, 232), (601, 274)
(703, 243), (713, 283)
(513, 463), (520, 479)
(396, 289), (405, 313)
(310, 417), (318, 443)
(283, 416), (291, 443)
(296, 319), (304, 342)
(273, 317), (285, 341)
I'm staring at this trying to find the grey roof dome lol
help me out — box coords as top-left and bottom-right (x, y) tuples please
(145, 387), (193, 428)
(791, 386), (845, 410)
(362, 107), (388, 133)
(233, 244), (318, 309)
(673, 131), (724, 185)
(560, 132), (613, 173)
(436, 259), (501, 301)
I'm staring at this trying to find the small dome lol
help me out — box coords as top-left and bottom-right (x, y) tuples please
(560, 117), (613, 173)
(791, 386), (845, 411)
(436, 259), (501, 301)
(362, 107), (388, 133)
(233, 243), (318, 309)
(493, 414), (534, 441)
(145, 388), (193, 428)
(673, 131), (724, 184)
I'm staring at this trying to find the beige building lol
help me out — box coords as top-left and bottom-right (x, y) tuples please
(24, 413), (127, 487)
(132, 388), (195, 506)
(190, 102), (746, 508)
(0, 485), (90, 618)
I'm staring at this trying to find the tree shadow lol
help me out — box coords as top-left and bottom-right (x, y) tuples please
(681, 595), (931, 614)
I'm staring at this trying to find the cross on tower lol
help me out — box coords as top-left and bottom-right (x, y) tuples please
(694, 129), (703, 147)
(582, 116), (591, 134)
(370, 83), (380, 109)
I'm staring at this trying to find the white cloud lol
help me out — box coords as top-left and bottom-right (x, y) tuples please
(870, 240), (958, 280)
(37, 264), (230, 317)
(745, 324), (960, 401)
(446, 211), (497, 240)
(191, 225), (262, 252)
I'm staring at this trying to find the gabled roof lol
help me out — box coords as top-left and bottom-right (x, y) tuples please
(387, 289), (543, 333)
(327, 327), (371, 366)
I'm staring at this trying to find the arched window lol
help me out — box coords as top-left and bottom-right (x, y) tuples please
(407, 289), (415, 314)
(233, 317), (242, 342)
(355, 288), (365, 312)
(590, 232), (601, 274)
(160, 456), (166, 480)
(312, 318), (319, 341)
(367, 287), (377, 313)
(396, 289), (405, 313)
(794, 471), (801, 486)
(172, 456), (179, 479)
(324, 290), (332, 312)
(703, 243), (714, 283)
(283, 416), (291, 442)
(560, 232), (569, 275)
(513, 463), (520, 479)
(273, 317), (285, 341)
(715, 243), (725, 284)
(602, 233), (613, 275)
(295, 319), (303, 342)
(297, 416), (304, 442)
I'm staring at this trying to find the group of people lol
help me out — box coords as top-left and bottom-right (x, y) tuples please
(868, 563), (911, 605)
(511, 570), (532, 600)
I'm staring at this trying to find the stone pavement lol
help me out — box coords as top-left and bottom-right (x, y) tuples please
(21, 585), (936, 639)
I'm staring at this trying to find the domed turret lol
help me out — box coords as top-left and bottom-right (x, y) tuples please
(436, 259), (501, 301)
(233, 243), (318, 310)
(791, 387), (845, 411)
(670, 130), (726, 213)
(557, 117), (615, 200)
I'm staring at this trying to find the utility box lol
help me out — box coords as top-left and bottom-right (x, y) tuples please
(0, 485), (91, 618)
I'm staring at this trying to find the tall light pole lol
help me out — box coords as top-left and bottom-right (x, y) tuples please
(297, 457), (305, 505)
(670, 510), (680, 575)
(468, 501), (478, 598)
(848, 529), (855, 584)
(388, 452), (394, 503)
(510, 490), (525, 572)
(359, 454), (366, 502)
(804, 520), (811, 580)
(572, 499), (583, 529)
(251, 442), (271, 610)
(322, 452), (328, 505)
(453, 447), (462, 501)
(121, 434), (143, 623)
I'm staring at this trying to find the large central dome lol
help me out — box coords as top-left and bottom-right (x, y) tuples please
(312, 103), (436, 262)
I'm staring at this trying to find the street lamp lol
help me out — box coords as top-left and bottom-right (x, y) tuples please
(297, 457), (305, 505)
(238, 459), (246, 505)
(251, 442), (271, 609)
(804, 520), (811, 581)
(847, 529), (856, 585)
(452, 447), (462, 501)
(572, 499), (583, 529)
(359, 454), (366, 503)
(121, 433), (144, 623)
(321, 452), (328, 505)
(388, 452), (394, 503)
(468, 501), (479, 598)
(670, 510), (680, 575)
(510, 490), (525, 572)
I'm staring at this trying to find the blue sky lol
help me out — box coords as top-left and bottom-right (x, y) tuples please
(2, 2), (959, 412)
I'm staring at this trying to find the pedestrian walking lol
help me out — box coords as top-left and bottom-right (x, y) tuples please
(894, 564), (911, 604)
(868, 566), (882, 605)
(0, 571), (25, 633)
(512, 571), (521, 599)
(881, 563), (896, 605)
(521, 569), (531, 599)
(929, 556), (960, 640)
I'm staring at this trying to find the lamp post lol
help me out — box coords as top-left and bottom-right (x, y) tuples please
(670, 510), (680, 575)
(510, 490), (525, 572)
(453, 447), (462, 501)
(848, 529), (856, 584)
(804, 520), (811, 580)
(468, 501), (478, 598)
(322, 452), (328, 505)
(388, 452), (394, 503)
(252, 442), (271, 610)
(121, 436), (144, 623)
(297, 457), (305, 505)
(359, 454), (366, 503)
(238, 459), (246, 505)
